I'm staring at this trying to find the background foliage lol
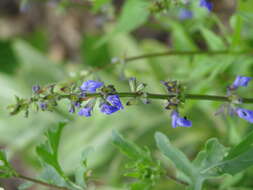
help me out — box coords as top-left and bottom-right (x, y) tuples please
(1, 0), (253, 189)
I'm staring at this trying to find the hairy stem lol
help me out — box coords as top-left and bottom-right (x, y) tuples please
(16, 174), (70, 190)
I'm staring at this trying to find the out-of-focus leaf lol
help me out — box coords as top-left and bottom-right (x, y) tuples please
(0, 40), (19, 74)
(98, 0), (149, 45)
(170, 22), (197, 50)
(200, 28), (226, 50)
(12, 40), (65, 86)
(0, 150), (16, 178)
(112, 130), (150, 161)
(74, 147), (94, 188)
(225, 129), (253, 160)
(81, 34), (110, 67)
(114, 0), (149, 34)
(92, 0), (111, 12)
(220, 147), (253, 175)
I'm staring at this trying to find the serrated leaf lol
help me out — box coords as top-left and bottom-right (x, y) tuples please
(36, 122), (67, 177)
(155, 132), (196, 180)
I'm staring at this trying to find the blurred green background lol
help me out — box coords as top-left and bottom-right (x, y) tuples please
(1, 0), (253, 189)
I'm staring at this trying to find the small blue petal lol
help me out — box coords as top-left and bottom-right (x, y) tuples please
(199, 0), (213, 11)
(78, 107), (92, 117)
(80, 80), (104, 93)
(232, 76), (252, 89)
(171, 111), (192, 128)
(100, 103), (120, 115)
(236, 108), (253, 123)
(32, 85), (40, 93)
(106, 95), (124, 110)
(179, 8), (193, 20)
(40, 102), (47, 110)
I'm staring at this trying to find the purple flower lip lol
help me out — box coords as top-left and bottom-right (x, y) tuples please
(179, 8), (193, 20)
(78, 107), (92, 117)
(171, 110), (192, 128)
(80, 80), (104, 93)
(100, 95), (124, 115)
(231, 76), (252, 89)
(236, 108), (253, 123)
(106, 95), (124, 110)
(199, 0), (213, 11)
(100, 103), (120, 115)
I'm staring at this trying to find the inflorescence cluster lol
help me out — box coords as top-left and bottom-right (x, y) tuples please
(8, 76), (253, 128)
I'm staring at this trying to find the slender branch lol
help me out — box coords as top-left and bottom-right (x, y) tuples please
(16, 174), (70, 190)
(87, 50), (253, 75)
(68, 92), (253, 104)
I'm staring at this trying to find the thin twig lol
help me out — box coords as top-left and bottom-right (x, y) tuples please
(17, 174), (70, 190)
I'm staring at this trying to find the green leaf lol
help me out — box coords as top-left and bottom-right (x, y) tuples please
(155, 132), (196, 179)
(97, 0), (149, 45)
(112, 130), (150, 161)
(225, 129), (253, 160)
(114, 0), (149, 34)
(193, 138), (227, 174)
(74, 147), (94, 188)
(220, 147), (253, 175)
(36, 122), (67, 177)
(200, 27), (226, 50)
(0, 150), (16, 178)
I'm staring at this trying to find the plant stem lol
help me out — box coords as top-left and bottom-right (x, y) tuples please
(88, 50), (252, 75)
(74, 92), (253, 104)
(16, 174), (70, 190)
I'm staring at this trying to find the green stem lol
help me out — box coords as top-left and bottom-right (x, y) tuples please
(88, 50), (253, 74)
(71, 92), (253, 104)
(16, 174), (70, 190)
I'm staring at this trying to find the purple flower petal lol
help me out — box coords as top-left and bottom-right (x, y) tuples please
(78, 107), (92, 117)
(171, 110), (192, 128)
(80, 80), (104, 93)
(232, 76), (252, 89)
(179, 8), (193, 20)
(100, 103), (120, 115)
(199, 0), (213, 11)
(236, 108), (253, 123)
(106, 95), (124, 110)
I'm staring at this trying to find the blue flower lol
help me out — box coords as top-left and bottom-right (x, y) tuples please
(199, 0), (213, 11)
(232, 76), (252, 89)
(78, 107), (92, 117)
(32, 85), (40, 94)
(106, 95), (124, 110)
(100, 103), (120, 115)
(100, 95), (124, 115)
(80, 80), (104, 93)
(171, 110), (192, 128)
(179, 8), (193, 20)
(236, 108), (253, 123)
(40, 102), (47, 110)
